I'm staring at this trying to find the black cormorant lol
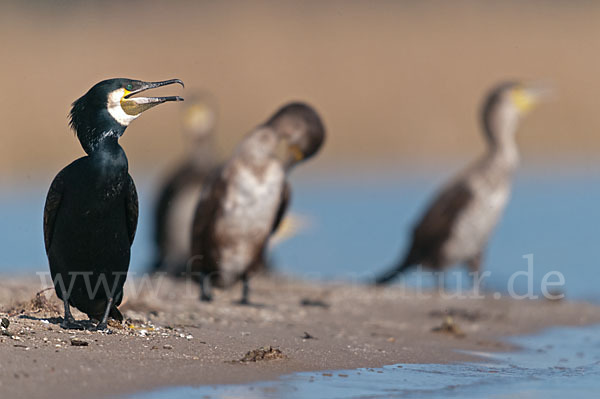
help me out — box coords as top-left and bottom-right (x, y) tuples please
(43, 78), (183, 329)
(375, 82), (547, 285)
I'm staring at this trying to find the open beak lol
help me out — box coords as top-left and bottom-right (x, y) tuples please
(121, 79), (184, 116)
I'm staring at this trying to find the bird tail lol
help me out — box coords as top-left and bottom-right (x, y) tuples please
(374, 255), (414, 285)
(109, 306), (123, 322)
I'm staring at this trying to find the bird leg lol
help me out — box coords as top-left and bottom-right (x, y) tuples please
(95, 297), (113, 331)
(199, 273), (213, 302)
(60, 297), (84, 330)
(467, 252), (485, 290)
(239, 273), (250, 305)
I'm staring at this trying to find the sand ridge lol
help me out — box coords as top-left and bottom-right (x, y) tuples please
(1, 275), (599, 399)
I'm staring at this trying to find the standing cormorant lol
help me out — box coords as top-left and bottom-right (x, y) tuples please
(151, 91), (219, 274)
(190, 128), (287, 304)
(375, 82), (547, 285)
(190, 102), (325, 303)
(44, 78), (183, 329)
(258, 102), (326, 271)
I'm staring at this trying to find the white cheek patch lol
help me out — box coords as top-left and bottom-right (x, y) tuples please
(107, 88), (140, 126)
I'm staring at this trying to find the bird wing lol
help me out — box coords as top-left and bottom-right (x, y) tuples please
(43, 170), (66, 253)
(153, 168), (182, 247)
(271, 180), (291, 234)
(190, 166), (227, 268)
(125, 174), (139, 245)
(410, 180), (474, 262)
(153, 163), (203, 246)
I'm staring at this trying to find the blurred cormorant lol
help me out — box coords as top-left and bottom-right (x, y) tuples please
(189, 103), (325, 303)
(151, 91), (219, 274)
(375, 82), (547, 285)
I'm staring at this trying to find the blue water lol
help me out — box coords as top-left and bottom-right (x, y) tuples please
(127, 324), (600, 399)
(1, 168), (600, 302)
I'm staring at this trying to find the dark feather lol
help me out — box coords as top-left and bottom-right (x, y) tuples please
(125, 174), (139, 245)
(375, 181), (473, 285)
(43, 170), (66, 253)
(408, 181), (474, 267)
(407, 181), (473, 267)
(190, 167), (227, 280)
(271, 181), (291, 234)
(151, 163), (212, 271)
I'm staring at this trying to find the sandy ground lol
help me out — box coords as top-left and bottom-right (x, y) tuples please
(0, 275), (599, 399)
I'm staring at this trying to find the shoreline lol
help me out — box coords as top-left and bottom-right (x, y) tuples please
(1, 275), (599, 399)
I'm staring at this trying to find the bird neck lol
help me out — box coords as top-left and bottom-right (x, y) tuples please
(483, 109), (520, 170)
(486, 131), (519, 171)
(188, 136), (217, 169)
(72, 102), (127, 154)
(89, 134), (129, 178)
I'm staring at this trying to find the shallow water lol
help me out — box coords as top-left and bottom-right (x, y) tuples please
(3, 169), (599, 302)
(127, 324), (600, 399)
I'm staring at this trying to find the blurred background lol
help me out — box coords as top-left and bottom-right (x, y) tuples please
(1, 0), (599, 300)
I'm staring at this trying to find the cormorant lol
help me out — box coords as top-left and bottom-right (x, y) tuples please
(190, 102), (325, 303)
(190, 128), (287, 304)
(375, 82), (547, 285)
(44, 78), (183, 329)
(258, 102), (326, 271)
(151, 91), (219, 274)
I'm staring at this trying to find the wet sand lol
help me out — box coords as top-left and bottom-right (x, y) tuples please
(1, 275), (599, 399)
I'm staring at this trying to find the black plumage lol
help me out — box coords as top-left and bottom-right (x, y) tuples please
(43, 78), (183, 329)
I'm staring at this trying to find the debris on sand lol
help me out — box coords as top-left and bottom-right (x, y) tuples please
(1, 317), (9, 329)
(9, 289), (60, 316)
(300, 298), (330, 309)
(429, 307), (483, 322)
(432, 316), (466, 338)
(302, 331), (316, 340)
(70, 338), (90, 347)
(108, 319), (124, 329)
(30, 290), (57, 312)
(236, 346), (286, 362)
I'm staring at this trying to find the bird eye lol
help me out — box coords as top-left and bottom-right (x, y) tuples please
(126, 84), (133, 91)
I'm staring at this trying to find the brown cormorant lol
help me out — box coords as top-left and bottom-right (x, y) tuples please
(258, 102), (326, 271)
(375, 82), (547, 285)
(151, 91), (219, 274)
(190, 128), (286, 304)
(43, 78), (183, 329)
(190, 102), (325, 303)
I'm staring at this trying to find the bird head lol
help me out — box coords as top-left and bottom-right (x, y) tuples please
(181, 91), (218, 141)
(481, 81), (550, 146)
(265, 102), (326, 169)
(69, 78), (184, 154)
